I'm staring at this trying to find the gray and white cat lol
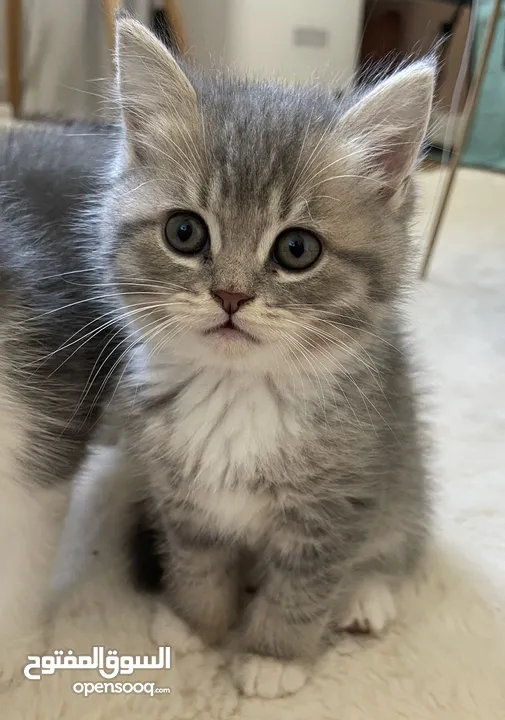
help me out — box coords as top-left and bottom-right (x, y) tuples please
(0, 124), (124, 683)
(106, 19), (434, 698)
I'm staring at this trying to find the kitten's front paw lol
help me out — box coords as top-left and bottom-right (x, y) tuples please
(230, 654), (309, 698)
(151, 603), (205, 657)
(341, 579), (397, 634)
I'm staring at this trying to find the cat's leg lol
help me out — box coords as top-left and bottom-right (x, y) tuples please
(231, 536), (334, 699)
(339, 575), (397, 634)
(0, 475), (70, 686)
(153, 521), (240, 649)
(337, 527), (426, 635)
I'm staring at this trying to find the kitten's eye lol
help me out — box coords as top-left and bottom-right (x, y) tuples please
(164, 211), (209, 255)
(273, 229), (322, 271)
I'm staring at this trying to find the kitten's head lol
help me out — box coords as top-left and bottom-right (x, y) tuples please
(106, 19), (433, 373)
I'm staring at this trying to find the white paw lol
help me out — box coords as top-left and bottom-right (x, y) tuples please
(151, 604), (205, 657)
(231, 654), (309, 698)
(342, 579), (397, 635)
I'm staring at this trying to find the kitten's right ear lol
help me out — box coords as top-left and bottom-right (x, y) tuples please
(338, 61), (434, 203)
(115, 18), (196, 147)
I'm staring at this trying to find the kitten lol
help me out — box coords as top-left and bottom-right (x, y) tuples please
(108, 19), (434, 698)
(0, 123), (124, 683)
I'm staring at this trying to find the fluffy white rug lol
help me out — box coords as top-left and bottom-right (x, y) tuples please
(4, 169), (505, 718)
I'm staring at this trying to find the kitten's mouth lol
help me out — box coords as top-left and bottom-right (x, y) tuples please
(204, 318), (258, 343)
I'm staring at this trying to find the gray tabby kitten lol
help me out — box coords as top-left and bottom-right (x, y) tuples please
(108, 19), (434, 698)
(0, 124), (123, 683)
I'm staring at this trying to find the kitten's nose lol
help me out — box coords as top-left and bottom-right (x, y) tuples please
(212, 289), (254, 315)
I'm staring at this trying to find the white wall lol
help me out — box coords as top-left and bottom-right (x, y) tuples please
(226, 0), (363, 85)
(181, 0), (364, 88)
(180, 0), (230, 68)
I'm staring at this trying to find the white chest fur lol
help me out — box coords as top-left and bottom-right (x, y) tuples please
(167, 369), (301, 536)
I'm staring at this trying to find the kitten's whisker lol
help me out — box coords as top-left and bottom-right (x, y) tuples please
(282, 318), (379, 374)
(279, 317), (390, 429)
(302, 336), (343, 417)
(200, 110), (210, 166)
(287, 106), (315, 194)
(303, 337), (374, 430)
(62, 281), (172, 293)
(71, 312), (181, 429)
(274, 340), (297, 396)
(272, 335), (308, 423)
(311, 174), (396, 191)
(294, 109), (342, 194)
(19, 293), (138, 324)
(317, 317), (405, 357)
(292, 332), (359, 426)
(129, 129), (194, 177)
(120, 178), (157, 197)
(23, 302), (154, 366)
(46, 303), (170, 372)
(60, 309), (163, 434)
(106, 322), (186, 414)
(115, 281), (193, 294)
(122, 99), (200, 171)
(281, 318), (393, 415)
(63, 276), (193, 294)
(84, 311), (183, 406)
(276, 329), (318, 422)
(21, 293), (186, 325)
(310, 194), (342, 204)
(317, 342), (396, 438)
(277, 330), (329, 424)
(105, 315), (186, 415)
(149, 322), (188, 360)
(59, 84), (109, 101)
(305, 146), (373, 186)
(278, 304), (405, 355)
(34, 267), (105, 282)
(114, 276), (193, 293)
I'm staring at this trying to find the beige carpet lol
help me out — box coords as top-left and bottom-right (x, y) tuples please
(4, 168), (505, 718)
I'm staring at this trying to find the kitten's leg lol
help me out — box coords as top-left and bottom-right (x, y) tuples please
(231, 537), (333, 699)
(151, 606), (206, 656)
(338, 529), (425, 634)
(340, 576), (397, 634)
(154, 523), (240, 648)
(0, 476), (70, 686)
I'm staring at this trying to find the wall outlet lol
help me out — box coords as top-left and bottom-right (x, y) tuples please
(293, 27), (328, 48)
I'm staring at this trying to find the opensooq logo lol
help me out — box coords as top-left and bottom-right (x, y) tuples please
(23, 646), (171, 681)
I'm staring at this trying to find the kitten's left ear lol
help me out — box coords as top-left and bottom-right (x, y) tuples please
(115, 17), (196, 145)
(340, 62), (435, 201)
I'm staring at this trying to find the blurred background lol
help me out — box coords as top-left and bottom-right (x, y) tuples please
(0, 0), (504, 265)
(1, 1), (504, 172)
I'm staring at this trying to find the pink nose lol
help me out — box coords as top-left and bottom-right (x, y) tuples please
(212, 290), (254, 315)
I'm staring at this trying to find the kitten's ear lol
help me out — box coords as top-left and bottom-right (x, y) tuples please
(340, 62), (435, 200)
(115, 17), (196, 145)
